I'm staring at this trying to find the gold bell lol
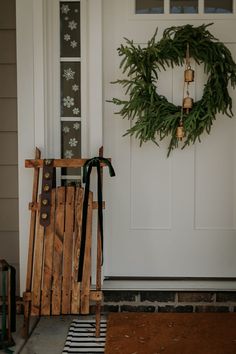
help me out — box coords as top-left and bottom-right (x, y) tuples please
(183, 96), (193, 109)
(184, 68), (194, 82)
(176, 124), (185, 140)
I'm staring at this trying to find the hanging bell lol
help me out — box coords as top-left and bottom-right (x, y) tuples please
(176, 123), (185, 140)
(184, 68), (194, 82)
(183, 96), (193, 109)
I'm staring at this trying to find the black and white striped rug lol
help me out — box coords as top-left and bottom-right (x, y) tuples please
(62, 319), (107, 353)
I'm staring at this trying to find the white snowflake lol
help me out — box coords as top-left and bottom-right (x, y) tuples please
(70, 40), (77, 48)
(64, 150), (74, 159)
(73, 108), (80, 116)
(72, 84), (79, 92)
(68, 20), (77, 30)
(61, 4), (70, 14)
(64, 16), (69, 21)
(63, 68), (75, 81)
(73, 122), (80, 130)
(62, 126), (70, 134)
(63, 96), (74, 108)
(64, 34), (71, 41)
(69, 138), (78, 147)
(75, 9), (79, 13)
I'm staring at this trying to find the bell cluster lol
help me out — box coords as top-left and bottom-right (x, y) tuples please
(176, 48), (195, 140)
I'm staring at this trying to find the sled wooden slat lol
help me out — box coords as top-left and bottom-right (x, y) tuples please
(71, 188), (83, 314)
(81, 191), (93, 314)
(51, 187), (65, 315)
(41, 189), (56, 315)
(96, 146), (103, 337)
(62, 187), (75, 314)
(23, 148), (41, 336)
(31, 208), (45, 316)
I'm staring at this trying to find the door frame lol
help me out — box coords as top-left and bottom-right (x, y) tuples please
(102, 0), (236, 290)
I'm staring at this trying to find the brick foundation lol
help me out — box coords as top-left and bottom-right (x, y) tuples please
(3, 291), (236, 315)
(96, 291), (236, 314)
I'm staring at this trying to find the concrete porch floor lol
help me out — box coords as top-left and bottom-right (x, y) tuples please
(3, 315), (81, 354)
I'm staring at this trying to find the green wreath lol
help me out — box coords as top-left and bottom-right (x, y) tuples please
(111, 24), (236, 156)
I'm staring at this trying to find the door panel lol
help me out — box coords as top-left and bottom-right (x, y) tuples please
(103, 0), (236, 277)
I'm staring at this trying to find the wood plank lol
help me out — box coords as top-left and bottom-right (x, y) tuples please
(23, 148), (41, 335)
(25, 158), (111, 169)
(80, 191), (93, 314)
(96, 225), (102, 337)
(62, 186), (75, 314)
(25, 148), (41, 289)
(93, 201), (105, 209)
(71, 187), (83, 314)
(51, 187), (65, 315)
(90, 291), (103, 301)
(28, 200), (105, 211)
(96, 146), (104, 337)
(31, 202), (45, 316)
(41, 189), (56, 315)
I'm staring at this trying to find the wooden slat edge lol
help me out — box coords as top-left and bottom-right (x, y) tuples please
(51, 187), (65, 315)
(41, 189), (56, 315)
(71, 187), (83, 314)
(80, 191), (93, 314)
(23, 148), (41, 337)
(25, 158), (111, 168)
(61, 187), (75, 314)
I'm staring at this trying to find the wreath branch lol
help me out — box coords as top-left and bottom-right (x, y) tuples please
(111, 24), (236, 156)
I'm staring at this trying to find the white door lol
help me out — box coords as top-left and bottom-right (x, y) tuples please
(103, 0), (236, 280)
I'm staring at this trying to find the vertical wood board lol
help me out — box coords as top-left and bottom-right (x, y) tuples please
(41, 189), (56, 315)
(51, 187), (65, 315)
(71, 187), (83, 314)
(62, 187), (75, 314)
(31, 205), (45, 316)
(81, 191), (93, 314)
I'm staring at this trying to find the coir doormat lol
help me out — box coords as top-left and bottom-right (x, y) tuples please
(105, 312), (236, 354)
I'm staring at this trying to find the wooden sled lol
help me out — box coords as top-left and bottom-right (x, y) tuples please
(23, 148), (107, 338)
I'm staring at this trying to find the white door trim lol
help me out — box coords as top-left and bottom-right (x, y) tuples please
(45, 0), (103, 159)
(87, 0), (103, 156)
(16, 0), (46, 294)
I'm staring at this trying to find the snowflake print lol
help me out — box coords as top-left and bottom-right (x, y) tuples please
(61, 4), (70, 14)
(73, 122), (80, 130)
(68, 20), (77, 30)
(64, 16), (69, 21)
(75, 9), (78, 13)
(64, 150), (74, 159)
(63, 96), (74, 108)
(73, 108), (80, 116)
(72, 84), (79, 92)
(62, 126), (70, 134)
(63, 68), (75, 81)
(64, 34), (71, 41)
(69, 138), (78, 147)
(70, 40), (78, 49)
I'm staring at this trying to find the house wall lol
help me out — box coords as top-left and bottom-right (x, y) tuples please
(0, 0), (19, 293)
